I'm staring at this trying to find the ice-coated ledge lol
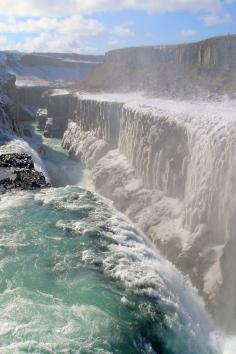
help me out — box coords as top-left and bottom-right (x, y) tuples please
(76, 92), (236, 127)
(49, 90), (236, 332)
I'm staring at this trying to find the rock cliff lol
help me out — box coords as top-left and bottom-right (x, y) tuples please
(45, 91), (236, 333)
(3, 51), (103, 86)
(0, 70), (19, 135)
(79, 35), (236, 98)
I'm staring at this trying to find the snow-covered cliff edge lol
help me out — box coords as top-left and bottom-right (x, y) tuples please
(59, 92), (236, 333)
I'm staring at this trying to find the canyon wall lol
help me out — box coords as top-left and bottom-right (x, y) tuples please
(3, 52), (104, 86)
(42, 90), (77, 138)
(0, 71), (19, 135)
(7, 51), (104, 122)
(47, 91), (236, 333)
(79, 35), (236, 98)
(14, 34), (236, 333)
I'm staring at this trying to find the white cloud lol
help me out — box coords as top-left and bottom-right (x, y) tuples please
(59, 16), (104, 37)
(181, 28), (197, 37)
(0, 0), (225, 16)
(0, 0), (232, 53)
(0, 17), (58, 33)
(0, 16), (104, 37)
(0, 35), (7, 46)
(112, 25), (135, 37)
(0, 0), (75, 17)
(3, 32), (95, 53)
(0, 15), (105, 53)
(202, 12), (232, 25)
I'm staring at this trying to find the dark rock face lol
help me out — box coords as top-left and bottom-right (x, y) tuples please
(37, 112), (47, 131)
(0, 153), (50, 192)
(17, 86), (48, 109)
(19, 104), (35, 122)
(43, 115), (68, 139)
(0, 169), (50, 191)
(44, 117), (63, 138)
(23, 128), (32, 138)
(0, 73), (20, 135)
(0, 153), (34, 169)
(37, 91), (74, 139)
(46, 92), (72, 136)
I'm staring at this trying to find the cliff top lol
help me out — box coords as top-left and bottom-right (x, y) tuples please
(78, 34), (236, 99)
(106, 34), (236, 54)
(0, 51), (104, 87)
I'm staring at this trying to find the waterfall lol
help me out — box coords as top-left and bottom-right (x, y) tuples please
(0, 86), (229, 352)
(61, 92), (236, 332)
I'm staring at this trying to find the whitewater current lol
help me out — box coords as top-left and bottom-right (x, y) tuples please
(0, 124), (231, 353)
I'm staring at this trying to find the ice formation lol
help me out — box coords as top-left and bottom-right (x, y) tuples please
(61, 92), (236, 332)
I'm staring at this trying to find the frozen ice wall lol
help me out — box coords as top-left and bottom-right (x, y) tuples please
(60, 92), (236, 333)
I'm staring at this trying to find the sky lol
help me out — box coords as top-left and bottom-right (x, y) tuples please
(0, 0), (235, 54)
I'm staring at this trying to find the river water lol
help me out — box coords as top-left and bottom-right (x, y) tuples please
(0, 124), (223, 353)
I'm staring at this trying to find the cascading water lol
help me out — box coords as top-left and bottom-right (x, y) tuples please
(0, 187), (217, 353)
(61, 93), (236, 334)
(0, 121), (221, 353)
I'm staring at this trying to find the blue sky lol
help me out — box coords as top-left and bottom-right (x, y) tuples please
(0, 0), (235, 53)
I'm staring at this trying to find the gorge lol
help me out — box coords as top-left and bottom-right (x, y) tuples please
(0, 36), (236, 353)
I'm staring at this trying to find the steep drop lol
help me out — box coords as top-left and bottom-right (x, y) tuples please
(57, 92), (236, 333)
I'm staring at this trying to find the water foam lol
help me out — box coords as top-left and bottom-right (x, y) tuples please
(61, 92), (236, 332)
(0, 132), (49, 180)
(37, 186), (217, 353)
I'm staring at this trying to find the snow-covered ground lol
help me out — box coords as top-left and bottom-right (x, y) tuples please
(0, 51), (102, 87)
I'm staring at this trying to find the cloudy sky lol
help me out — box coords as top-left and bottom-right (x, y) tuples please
(0, 0), (235, 54)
